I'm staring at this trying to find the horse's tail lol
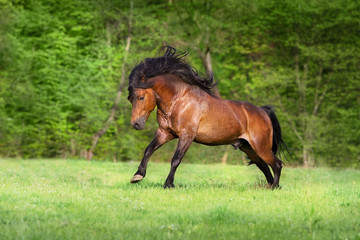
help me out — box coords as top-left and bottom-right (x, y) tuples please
(261, 105), (292, 159)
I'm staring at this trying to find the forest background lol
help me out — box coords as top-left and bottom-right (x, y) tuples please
(0, 0), (359, 168)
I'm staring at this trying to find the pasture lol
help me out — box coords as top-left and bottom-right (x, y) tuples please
(0, 159), (359, 240)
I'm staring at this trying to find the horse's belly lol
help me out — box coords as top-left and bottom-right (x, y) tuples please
(195, 121), (243, 145)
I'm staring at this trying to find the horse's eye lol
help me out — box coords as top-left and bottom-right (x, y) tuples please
(139, 96), (145, 101)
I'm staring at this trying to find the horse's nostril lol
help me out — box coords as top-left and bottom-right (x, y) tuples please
(133, 121), (143, 130)
(132, 117), (146, 130)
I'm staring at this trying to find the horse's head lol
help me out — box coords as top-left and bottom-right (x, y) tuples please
(128, 88), (156, 130)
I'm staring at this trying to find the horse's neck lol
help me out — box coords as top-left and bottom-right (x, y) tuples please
(151, 74), (189, 113)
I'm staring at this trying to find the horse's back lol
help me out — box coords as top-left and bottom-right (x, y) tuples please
(229, 101), (271, 126)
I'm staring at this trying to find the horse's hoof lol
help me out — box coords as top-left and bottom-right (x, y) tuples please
(271, 184), (281, 190)
(130, 174), (144, 183)
(163, 183), (175, 189)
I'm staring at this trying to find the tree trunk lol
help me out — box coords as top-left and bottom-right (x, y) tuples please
(86, 0), (133, 160)
(294, 46), (316, 167)
(302, 144), (314, 168)
(198, 46), (226, 164)
(198, 47), (221, 98)
(221, 146), (230, 165)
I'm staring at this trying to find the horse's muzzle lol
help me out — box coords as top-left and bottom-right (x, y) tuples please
(132, 117), (146, 130)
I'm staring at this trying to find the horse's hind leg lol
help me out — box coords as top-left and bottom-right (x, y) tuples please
(239, 143), (274, 185)
(258, 151), (283, 188)
(271, 155), (283, 188)
(254, 161), (274, 185)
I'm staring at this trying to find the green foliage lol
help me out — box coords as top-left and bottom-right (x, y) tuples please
(0, 159), (360, 239)
(0, 0), (359, 167)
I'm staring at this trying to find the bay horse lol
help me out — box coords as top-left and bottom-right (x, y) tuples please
(128, 47), (287, 189)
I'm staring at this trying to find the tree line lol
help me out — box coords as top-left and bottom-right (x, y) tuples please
(0, 0), (359, 167)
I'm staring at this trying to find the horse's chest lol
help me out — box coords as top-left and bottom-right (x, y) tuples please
(156, 111), (183, 137)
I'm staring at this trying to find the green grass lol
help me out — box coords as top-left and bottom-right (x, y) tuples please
(0, 159), (359, 240)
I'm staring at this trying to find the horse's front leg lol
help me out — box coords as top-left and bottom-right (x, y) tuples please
(130, 128), (174, 183)
(164, 135), (193, 188)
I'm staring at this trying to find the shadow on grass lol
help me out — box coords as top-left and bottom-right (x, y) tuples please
(246, 180), (275, 190)
(119, 179), (277, 191)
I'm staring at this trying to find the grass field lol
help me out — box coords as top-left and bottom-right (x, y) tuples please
(0, 159), (359, 240)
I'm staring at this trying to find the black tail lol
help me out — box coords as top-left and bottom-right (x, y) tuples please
(261, 105), (292, 159)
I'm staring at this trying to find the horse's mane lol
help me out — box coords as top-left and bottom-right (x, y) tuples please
(128, 46), (216, 101)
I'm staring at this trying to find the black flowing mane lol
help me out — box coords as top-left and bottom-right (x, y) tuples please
(128, 46), (216, 101)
